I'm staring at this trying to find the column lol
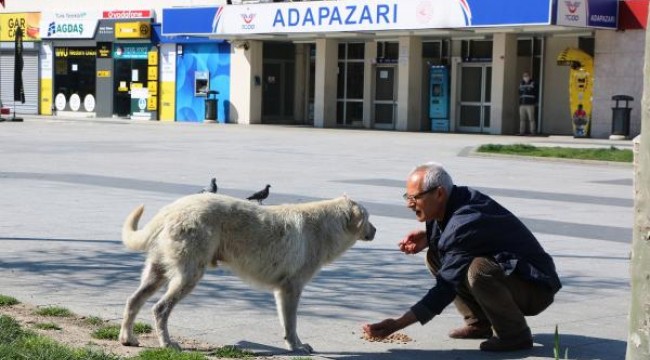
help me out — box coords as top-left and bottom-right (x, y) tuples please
(229, 40), (262, 124)
(314, 38), (338, 128)
(490, 33), (517, 134)
(396, 36), (422, 131)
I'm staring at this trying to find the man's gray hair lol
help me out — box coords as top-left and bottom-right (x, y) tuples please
(410, 162), (454, 195)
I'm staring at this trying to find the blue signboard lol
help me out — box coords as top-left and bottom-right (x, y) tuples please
(162, 0), (555, 36)
(163, 7), (220, 36)
(162, 0), (617, 36)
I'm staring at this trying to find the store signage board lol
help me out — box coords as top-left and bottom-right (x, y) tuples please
(40, 11), (99, 39)
(163, 0), (554, 36)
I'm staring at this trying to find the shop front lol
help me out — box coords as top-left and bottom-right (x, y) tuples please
(85, 12), (156, 119)
(159, 14), (231, 123)
(40, 10), (100, 116)
(0, 12), (41, 115)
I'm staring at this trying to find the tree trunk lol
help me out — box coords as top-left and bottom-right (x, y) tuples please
(625, 23), (650, 360)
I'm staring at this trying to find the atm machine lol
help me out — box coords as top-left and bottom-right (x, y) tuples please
(429, 65), (450, 132)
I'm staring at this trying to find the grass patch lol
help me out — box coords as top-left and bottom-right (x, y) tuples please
(85, 316), (105, 326)
(0, 315), (118, 360)
(209, 345), (254, 358)
(34, 306), (74, 317)
(0, 314), (28, 343)
(134, 348), (208, 360)
(0, 295), (19, 307)
(476, 144), (633, 163)
(34, 322), (62, 331)
(1, 314), (220, 360)
(92, 322), (152, 340)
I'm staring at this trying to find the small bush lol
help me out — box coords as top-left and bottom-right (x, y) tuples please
(91, 325), (120, 340)
(0, 295), (19, 307)
(34, 306), (74, 317)
(85, 316), (105, 326)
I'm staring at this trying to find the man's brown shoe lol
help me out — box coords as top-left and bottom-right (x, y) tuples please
(448, 324), (493, 339)
(479, 334), (533, 352)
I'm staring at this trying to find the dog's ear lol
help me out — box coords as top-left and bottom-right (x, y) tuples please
(347, 203), (366, 233)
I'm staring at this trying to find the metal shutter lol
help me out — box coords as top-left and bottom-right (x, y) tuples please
(0, 51), (39, 115)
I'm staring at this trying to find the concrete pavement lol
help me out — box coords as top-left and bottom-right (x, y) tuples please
(0, 116), (633, 359)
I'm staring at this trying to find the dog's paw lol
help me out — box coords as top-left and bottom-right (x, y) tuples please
(119, 334), (139, 347)
(163, 341), (182, 351)
(290, 343), (314, 354)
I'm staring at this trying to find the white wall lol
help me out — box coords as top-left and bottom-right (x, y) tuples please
(592, 29), (644, 139)
(542, 36), (576, 135)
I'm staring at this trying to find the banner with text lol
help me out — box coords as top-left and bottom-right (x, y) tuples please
(162, 0), (555, 36)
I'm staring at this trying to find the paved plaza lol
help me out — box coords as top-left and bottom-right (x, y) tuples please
(0, 117), (634, 359)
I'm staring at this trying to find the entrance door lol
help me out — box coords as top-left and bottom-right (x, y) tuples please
(374, 66), (397, 129)
(113, 59), (147, 117)
(262, 61), (294, 123)
(457, 63), (492, 133)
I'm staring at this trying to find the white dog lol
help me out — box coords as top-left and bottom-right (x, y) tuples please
(119, 193), (375, 353)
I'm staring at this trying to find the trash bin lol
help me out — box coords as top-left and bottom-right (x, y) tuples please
(204, 90), (219, 121)
(611, 95), (633, 137)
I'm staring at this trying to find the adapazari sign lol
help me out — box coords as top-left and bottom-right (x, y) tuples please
(162, 0), (555, 36)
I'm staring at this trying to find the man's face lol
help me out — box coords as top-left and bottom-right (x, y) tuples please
(405, 171), (446, 222)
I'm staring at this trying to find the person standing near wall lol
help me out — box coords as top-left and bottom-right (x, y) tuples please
(518, 72), (537, 136)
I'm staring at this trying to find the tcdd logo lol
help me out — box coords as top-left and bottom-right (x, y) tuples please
(241, 12), (256, 30)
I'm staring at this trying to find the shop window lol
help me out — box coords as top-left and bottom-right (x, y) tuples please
(337, 42), (365, 126)
(461, 40), (493, 62)
(377, 42), (398, 63)
(264, 42), (295, 60)
(53, 47), (97, 113)
(423, 40), (450, 65)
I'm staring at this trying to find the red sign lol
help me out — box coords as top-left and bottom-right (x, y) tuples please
(102, 10), (152, 19)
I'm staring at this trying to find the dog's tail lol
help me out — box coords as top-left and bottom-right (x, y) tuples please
(122, 204), (154, 251)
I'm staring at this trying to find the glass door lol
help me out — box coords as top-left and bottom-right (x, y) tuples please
(374, 66), (397, 129)
(457, 63), (492, 133)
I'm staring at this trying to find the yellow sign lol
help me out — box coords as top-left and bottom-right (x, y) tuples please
(557, 48), (594, 138)
(147, 81), (158, 95)
(147, 66), (158, 81)
(159, 82), (175, 122)
(148, 51), (158, 66)
(115, 22), (151, 39)
(97, 70), (111, 78)
(147, 96), (157, 111)
(0, 13), (41, 41)
(131, 83), (143, 89)
(40, 78), (53, 115)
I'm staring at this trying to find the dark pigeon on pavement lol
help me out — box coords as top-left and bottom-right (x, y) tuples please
(247, 184), (271, 204)
(199, 177), (218, 194)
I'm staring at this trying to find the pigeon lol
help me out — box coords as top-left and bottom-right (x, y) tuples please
(199, 177), (218, 194)
(247, 184), (271, 204)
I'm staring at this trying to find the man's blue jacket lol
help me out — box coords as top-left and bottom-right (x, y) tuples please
(410, 186), (562, 324)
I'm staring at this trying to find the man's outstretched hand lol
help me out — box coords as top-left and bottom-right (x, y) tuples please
(362, 318), (400, 339)
(398, 229), (428, 254)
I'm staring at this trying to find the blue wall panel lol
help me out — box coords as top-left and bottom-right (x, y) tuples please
(176, 42), (231, 123)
